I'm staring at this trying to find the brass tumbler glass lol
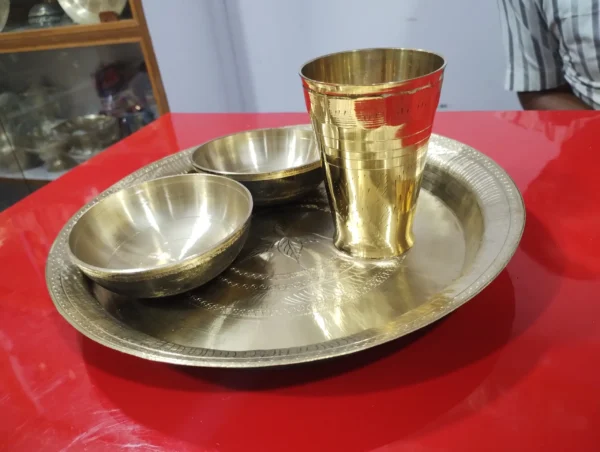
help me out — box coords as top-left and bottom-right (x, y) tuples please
(300, 48), (446, 259)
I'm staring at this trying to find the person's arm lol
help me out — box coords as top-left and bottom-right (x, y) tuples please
(497, 1), (588, 109)
(518, 85), (593, 110)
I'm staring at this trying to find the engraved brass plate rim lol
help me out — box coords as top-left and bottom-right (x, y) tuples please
(46, 133), (525, 368)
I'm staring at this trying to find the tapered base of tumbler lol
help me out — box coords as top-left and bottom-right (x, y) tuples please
(322, 149), (426, 260)
(332, 203), (417, 259)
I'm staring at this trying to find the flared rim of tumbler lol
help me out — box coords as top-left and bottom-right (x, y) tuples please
(299, 47), (446, 88)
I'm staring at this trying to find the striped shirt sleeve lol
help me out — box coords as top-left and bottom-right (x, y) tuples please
(498, 0), (565, 91)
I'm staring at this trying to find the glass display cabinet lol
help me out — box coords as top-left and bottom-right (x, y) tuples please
(0, 0), (168, 211)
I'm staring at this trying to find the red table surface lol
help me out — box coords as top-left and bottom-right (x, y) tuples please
(1, 112), (599, 452)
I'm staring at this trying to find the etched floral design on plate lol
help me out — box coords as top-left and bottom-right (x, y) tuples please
(185, 200), (399, 317)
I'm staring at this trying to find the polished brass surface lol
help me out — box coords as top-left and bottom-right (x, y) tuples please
(47, 134), (525, 367)
(68, 173), (253, 298)
(300, 48), (446, 259)
(191, 125), (323, 205)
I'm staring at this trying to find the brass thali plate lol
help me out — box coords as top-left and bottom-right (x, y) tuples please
(46, 133), (525, 367)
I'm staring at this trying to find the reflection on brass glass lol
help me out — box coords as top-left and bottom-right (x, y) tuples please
(300, 48), (446, 259)
(47, 136), (525, 367)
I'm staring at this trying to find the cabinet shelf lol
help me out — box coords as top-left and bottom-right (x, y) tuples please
(0, 165), (67, 182)
(0, 19), (141, 54)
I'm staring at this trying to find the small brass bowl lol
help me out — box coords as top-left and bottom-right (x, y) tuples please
(191, 125), (323, 205)
(68, 174), (253, 298)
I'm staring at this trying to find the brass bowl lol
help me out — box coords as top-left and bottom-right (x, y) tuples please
(68, 174), (253, 298)
(28, 2), (64, 27)
(191, 125), (323, 205)
(54, 114), (120, 154)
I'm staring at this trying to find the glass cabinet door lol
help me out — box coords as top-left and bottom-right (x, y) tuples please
(0, 42), (158, 210)
(0, 117), (31, 210)
(0, 0), (165, 212)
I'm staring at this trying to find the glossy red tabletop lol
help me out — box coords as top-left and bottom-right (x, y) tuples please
(1, 112), (599, 451)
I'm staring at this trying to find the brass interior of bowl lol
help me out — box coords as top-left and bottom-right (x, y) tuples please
(192, 127), (320, 178)
(69, 174), (253, 273)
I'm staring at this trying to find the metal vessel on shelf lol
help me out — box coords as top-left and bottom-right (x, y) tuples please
(28, 2), (64, 27)
(0, 93), (21, 119)
(14, 128), (76, 172)
(191, 125), (323, 205)
(22, 85), (65, 117)
(0, 0), (9, 32)
(68, 174), (253, 298)
(57, 0), (127, 25)
(54, 114), (120, 162)
(46, 134), (525, 368)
